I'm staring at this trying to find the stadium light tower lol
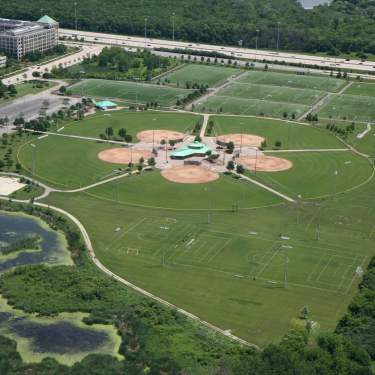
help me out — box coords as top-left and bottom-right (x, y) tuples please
(30, 144), (37, 176)
(255, 29), (259, 61)
(144, 17), (148, 40)
(277, 22), (281, 50)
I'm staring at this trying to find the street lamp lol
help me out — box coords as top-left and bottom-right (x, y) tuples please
(172, 12), (175, 41)
(277, 22), (281, 50)
(74, 2), (78, 31)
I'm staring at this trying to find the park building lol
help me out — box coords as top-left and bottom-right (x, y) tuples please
(0, 15), (59, 60)
(0, 55), (6, 68)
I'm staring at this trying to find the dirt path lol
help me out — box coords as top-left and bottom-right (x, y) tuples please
(200, 114), (210, 138)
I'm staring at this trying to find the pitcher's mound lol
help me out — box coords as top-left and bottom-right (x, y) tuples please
(217, 133), (264, 147)
(99, 148), (152, 164)
(161, 165), (219, 184)
(237, 155), (293, 172)
(137, 130), (185, 143)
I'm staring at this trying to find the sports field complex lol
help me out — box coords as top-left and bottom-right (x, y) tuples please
(12, 62), (375, 347)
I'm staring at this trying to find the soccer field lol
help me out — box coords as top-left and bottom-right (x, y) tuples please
(69, 79), (192, 106)
(219, 82), (324, 105)
(318, 94), (375, 122)
(195, 95), (309, 118)
(161, 64), (241, 88)
(237, 71), (345, 92)
(42, 182), (375, 346)
(345, 82), (375, 97)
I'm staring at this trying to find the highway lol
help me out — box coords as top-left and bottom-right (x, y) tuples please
(60, 28), (375, 73)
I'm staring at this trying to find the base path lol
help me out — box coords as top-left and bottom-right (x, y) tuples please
(161, 165), (219, 184)
(217, 134), (264, 148)
(237, 155), (293, 172)
(137, 129), (186, 144)
(98, 148), (152, 165)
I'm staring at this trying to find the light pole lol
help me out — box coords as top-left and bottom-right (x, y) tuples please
(144, 17), (148, 47)
(276, 22), (281, 50)
(172, 12), (175, 41)
(74, 2), (78, 31)
(40, 8), (44, 17)
(255, 29), (259, 61)
(30, 144), (36, 176)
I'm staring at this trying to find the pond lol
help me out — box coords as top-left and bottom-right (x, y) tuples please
(0, 296), (122, 365)
(0, 211), (73, 272)
(299, 0), (330, 8)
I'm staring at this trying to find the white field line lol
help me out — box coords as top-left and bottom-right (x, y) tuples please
(264, 148), (349, 153)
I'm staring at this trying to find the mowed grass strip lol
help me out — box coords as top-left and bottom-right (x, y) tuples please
(211, 116), (344, 150)
(318, 94), (375, 122)
(252, 151), (373, 199)
(219, 82), (325, 105)
(69, 79), (192, 106)
(161, 64), (241, 88)
(238, 70), (345, 92)
(195, 95), (309, 118)
(41, 190), (373, 346)
(60, 111), (201, 140)
(86, 171), (281, 210)
(345, 82), (375, 97)
(17, 136), (127, 189)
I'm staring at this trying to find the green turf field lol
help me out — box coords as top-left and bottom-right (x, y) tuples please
(60, 111), (201, 140)
(17, 136), (126, 189)
(345, 82), (375, 97)
(195, 95), (309, 118)
(253, 151), (373, 199)
(161, 64), (241, 88)
(42, 176), (375, 346)
(237, 71), (345, 92)
(69, 79), (192, 106)
(211, 116), (344, 150)
(85, 171), (281, 210)
(219, 82), (324, 105)
(318, 94), (375, 122)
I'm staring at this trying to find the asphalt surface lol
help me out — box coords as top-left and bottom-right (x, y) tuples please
(60, 28), (375, 73)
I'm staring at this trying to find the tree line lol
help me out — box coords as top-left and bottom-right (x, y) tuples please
(1, 1), (375, 56)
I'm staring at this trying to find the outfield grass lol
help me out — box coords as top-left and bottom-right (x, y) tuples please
(69, 79), (191, 106)
(345, 82), (375, 97)
(85, 171), (281, 210)
(42, 176), (375, 346)
(211, 116), (344, 150)
(161, 64), (241, 88)
(17, 136), (127, 189)
(254, 151), (373, 199)
(60, 111), (201, 140)
(318, 94), (375, 122)
(219, 82), (324, 105)
(195, 95), (309, 118)
(238, 71), (345, 92)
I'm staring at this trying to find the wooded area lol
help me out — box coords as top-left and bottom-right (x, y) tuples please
(1, 0), (375, 55)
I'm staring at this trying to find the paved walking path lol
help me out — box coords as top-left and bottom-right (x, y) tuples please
(200, 114), (210, 138)
(357, 123), (372, 139)
(235, 172), (295, 203)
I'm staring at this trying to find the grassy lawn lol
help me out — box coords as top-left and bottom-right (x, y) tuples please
(238, 71), (345, 92)
(211, 116), (344, 150)
(60, 111), (201, 140)
(9, 184), (44, 201)
(0, 81), (55, 105)
(85, 171), (281, 210)
(195, 95), (309, 119)
(161, 64), (241, 88)
(219, 82), (325, 105)
(69, 79), (192, 106)
(254, 151), (373, 199)
(345, 82), (375, 97)
(318, 94), (375, 122)
(41, 178), (375, 347)
(17, 136), (127, 189)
